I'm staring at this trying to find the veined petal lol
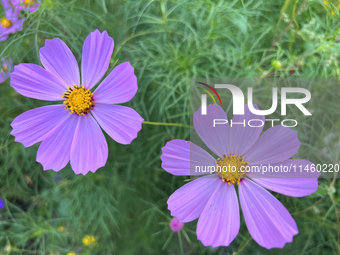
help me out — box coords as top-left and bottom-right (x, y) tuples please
(81, 30), (114, 89)
(239, 178), (298, 249)
(93, 62), (137, 104)
(70, 114), (108, 175)
(161, 139), (216, 176)
(248, 159), (320, 197)
(10, 63), (66, 101)
(244, 125), (300, 165)
(11, 105), (69, 147)
(91, 104), (143, 145)
(40, 38), (80, 88)
(193, 104), (230, 158)
(197, 182), (240, 247)
(167, 176), (220, 222)
(230, 104), (264, 155)
(37, 113), (78, 171)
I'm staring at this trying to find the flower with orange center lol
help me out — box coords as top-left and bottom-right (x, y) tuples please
(0, 0), (24, 41)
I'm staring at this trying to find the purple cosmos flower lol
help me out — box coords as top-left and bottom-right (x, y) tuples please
(161, 104), (320, 249)
(169, 217), (184, 232)
(10, 0), (39, 13)
(10, 30), (144, 175)
(0, 0), (24, 41)
(0, 57), (11, 83)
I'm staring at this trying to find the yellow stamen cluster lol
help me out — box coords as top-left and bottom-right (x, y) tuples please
(216, 154), (249, 185)
(1, 18), (12, 28)
(23, 0), (35, 6)
(63, 85), (93, 115)
(2, 65), (8, 72)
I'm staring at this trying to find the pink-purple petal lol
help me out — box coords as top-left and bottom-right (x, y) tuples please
(70, 114), (108, 175)
(197, 182), (240, 247)
(244, 125), (300, 165)
(248, 159), (320, 197)
(160, 139), (216, 176)
(91, 104), (143, 145)
(239, 178), (298, 249)
(193, 104), (230, 158)
(36, 114), (78, 171)
(39, 38), (80, 87)
(11, 105), (69, 147)
(10, 63), (67, 100)
(3, 0), (13, 17)
(93, 62), (137, 104)
(81, 30), (114, 89)
(167, 176), (220, 223)
(230, 104), (264, 155)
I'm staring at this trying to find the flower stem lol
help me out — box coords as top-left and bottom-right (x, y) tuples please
(142, 121), (191, 128)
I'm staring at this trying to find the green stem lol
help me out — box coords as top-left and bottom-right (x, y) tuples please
(143, 121), (191, 128)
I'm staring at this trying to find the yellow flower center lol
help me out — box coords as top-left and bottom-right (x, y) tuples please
(63, 85), (93, 115)
(1, 18), (12, 28)
(216, 154), (249, 185)
(2, 65), (8, 72)
(23, 0), (34, 6)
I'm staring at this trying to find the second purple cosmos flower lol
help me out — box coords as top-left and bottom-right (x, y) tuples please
(10, 30), (144, 175)
(161, 104), (320, 249)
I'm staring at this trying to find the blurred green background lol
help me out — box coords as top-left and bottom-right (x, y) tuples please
(1, 0), (340, 254)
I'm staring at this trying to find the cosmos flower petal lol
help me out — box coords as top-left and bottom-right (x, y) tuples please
(160, 139), (217, 176)
(37, 114), (78, 171)
(193, 104), (230, 158)
(10, 105), (69, 147)
(10, 63), (67, 100)
(70, 114), (108, 175)
(93, 62), (137, 104)
(91, 104), (143, 145)
(230, 104), (264, 155)
(197, 182), (240, 247)
(239, 178), (298, 249)
(167, 176), (220, 222)
(81, 30), (114, 89)
(40, 38), (80, 88)
(244, 125), (300, 165)
(2, 0), (13, 17)
(248, 159), (320, 197)
(0, 72), (6, 83)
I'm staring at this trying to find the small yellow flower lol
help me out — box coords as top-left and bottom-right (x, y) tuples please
(57, 226), (64, 232)
(67, 253), (75, 255)
(82, 235), (96, 245)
